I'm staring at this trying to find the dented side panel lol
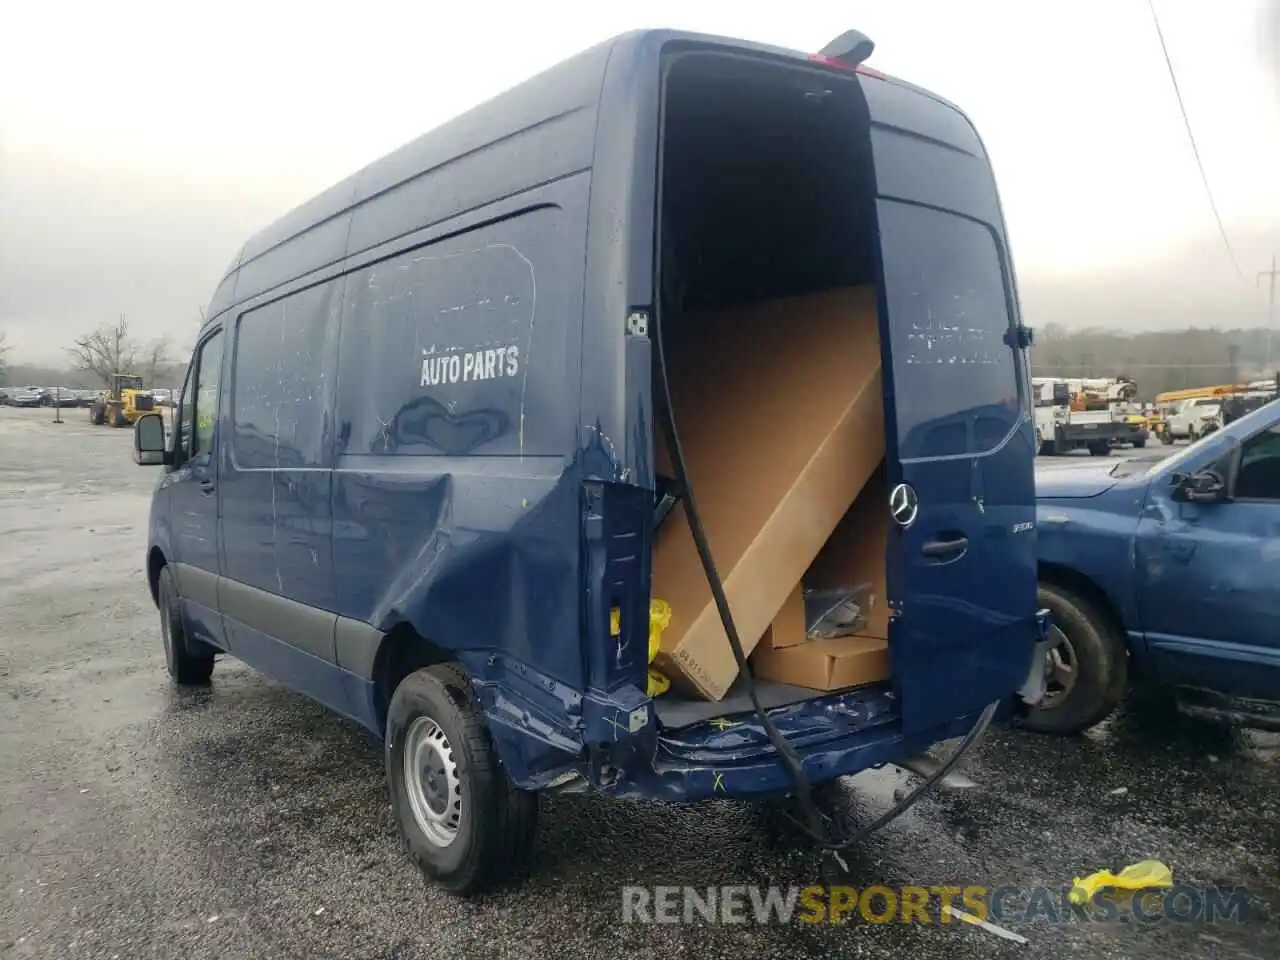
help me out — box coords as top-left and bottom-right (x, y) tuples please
(329, 181), (591, 708)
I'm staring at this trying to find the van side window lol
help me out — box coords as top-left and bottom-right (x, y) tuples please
(1235, 425), (1280, 501)
(335, 209), (578, 457)
(193, 332), (224, 457)
(877, 201), (1021, 460)
(232, 281), (341, 468)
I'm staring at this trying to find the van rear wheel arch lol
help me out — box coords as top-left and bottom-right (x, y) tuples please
(373, 624), (451, 736)
(147, 547), (168, 607)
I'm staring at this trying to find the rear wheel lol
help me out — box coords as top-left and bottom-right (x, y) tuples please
(158, 565), (215, 685)
(89, 403), (106, 425)
(387, 663), (538, 896)
(111, 406), (128, 428)
(1087, 441), (1110, 456)
(1132, 437), (1147, 449)
(1023, 583), (1127, 735)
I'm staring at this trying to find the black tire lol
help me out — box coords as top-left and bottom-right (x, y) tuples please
(90, 403), (106, 425)
(1022, 583), (1128, 735)
(387, 663), (538, 896)
(112, 406), (128, 428)
(1087, 441), (1111, 457)
(157, 565), (215, 685)
(1132, 438), (1147, 449)
(1039, 439), (1057, 456)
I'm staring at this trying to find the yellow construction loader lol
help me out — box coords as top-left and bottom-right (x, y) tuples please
(89, 374), (156, 427)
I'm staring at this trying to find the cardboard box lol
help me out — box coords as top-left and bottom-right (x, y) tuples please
(751, 468), (893, 693)
(750, 632), (890, 691)
(650, 286), (884, 700)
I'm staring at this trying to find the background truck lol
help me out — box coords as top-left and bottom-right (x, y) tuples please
(1033, 378), (1131, 455)
(89, 374), (155, 427)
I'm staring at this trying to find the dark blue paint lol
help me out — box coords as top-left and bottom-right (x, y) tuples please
(224, 616), (377, 729)
(1037, 400), (1280, 701)
(872, 202), (1036, 733)
(221, 280), (342, 611)
(161, 330), (229, 651)
(143, 29), (1043, 802)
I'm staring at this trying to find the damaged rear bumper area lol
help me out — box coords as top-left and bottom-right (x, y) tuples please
(467, 621), (1049, 803)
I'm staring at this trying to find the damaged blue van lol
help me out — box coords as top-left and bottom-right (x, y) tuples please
(133, 29), (1048, 894)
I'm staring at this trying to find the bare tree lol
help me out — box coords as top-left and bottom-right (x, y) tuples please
(68, 315), (140, 387)
(142, 336), (174, 387)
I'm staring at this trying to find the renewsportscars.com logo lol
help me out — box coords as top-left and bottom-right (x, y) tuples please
(621, 884), (1251, 927)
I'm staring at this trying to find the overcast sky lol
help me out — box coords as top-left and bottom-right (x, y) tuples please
(1, 0), (1278, 365)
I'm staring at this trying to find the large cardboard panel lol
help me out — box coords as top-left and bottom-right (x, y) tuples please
(651, 286), (883, 700)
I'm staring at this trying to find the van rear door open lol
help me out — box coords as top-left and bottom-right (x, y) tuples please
(862, 75), (1038, 731)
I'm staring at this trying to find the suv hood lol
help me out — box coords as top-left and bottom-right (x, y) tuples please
(1035, 462), (1121, 500)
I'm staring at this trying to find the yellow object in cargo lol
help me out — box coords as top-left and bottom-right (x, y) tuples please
(1068, 860), (1173, 905)
(610, 599), (673, 697)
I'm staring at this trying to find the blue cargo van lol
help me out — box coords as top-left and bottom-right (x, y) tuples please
(132, 29), (1048, 894)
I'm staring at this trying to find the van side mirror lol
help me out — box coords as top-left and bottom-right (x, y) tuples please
(134, 413), (169, 466)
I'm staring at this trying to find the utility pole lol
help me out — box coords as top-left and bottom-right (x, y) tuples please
(1262, 255), (1278, 377)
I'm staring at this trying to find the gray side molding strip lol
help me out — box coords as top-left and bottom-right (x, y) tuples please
(219, 576), (338, 664)
(334, 618), (384, 681)
(173, 562), (219, 610)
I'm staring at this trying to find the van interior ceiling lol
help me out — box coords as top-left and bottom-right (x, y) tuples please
(651, 53), (883, 729)
(658, 52), (877, 316)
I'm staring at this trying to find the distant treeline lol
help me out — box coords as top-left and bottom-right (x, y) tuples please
(1032, 324), (1278, 399)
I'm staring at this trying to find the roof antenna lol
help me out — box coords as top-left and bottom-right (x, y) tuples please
(817, 30), (875, 66)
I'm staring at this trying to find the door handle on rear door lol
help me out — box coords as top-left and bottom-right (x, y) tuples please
(921, 535), (968, 559)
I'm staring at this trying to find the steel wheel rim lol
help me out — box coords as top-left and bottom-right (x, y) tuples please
(403, 715), (462, 847)
(1041, 625), (1078, 707)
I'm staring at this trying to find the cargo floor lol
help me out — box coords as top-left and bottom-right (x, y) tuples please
(654, 679), (821, 729)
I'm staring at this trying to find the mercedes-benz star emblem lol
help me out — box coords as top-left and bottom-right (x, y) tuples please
(889, 482), (919, 529)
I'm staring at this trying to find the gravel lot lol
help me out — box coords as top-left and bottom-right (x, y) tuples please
(2, 405), (1277, 959)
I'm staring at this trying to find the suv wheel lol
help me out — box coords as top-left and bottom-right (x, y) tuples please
(1022, 584), (1127, 734)
(387, 664), (538, 896)
(157, 566), (215, 685)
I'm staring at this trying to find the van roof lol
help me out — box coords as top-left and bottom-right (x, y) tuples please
(205, 28), (969, 325)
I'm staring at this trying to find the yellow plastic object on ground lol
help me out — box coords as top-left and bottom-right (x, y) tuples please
(1068, 860), (1174, 905)
(611, 599), (673, 697)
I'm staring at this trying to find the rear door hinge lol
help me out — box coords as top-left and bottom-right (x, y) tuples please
(626, 311), (650, 338)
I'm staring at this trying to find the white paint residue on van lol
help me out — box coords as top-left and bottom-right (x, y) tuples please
(395, 241), (537, 455)
(499, 242), (537, 459)
(902, 303), (1001, 366)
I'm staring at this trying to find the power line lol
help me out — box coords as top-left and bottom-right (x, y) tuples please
(1145, 0), (1244, 279)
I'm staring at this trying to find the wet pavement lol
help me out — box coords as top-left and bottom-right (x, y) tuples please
(1, 405), (1277, 959)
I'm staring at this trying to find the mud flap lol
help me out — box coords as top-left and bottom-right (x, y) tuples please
(1017, 609), (1054, 706)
